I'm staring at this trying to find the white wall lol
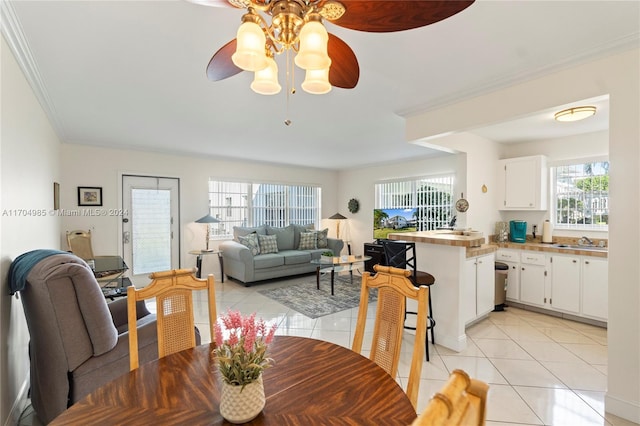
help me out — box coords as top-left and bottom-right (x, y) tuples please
(1, 37), (61, 425)
(405, 49), (640, 423)
(59, 144), (340, 279)
(413, 132), (503, 238)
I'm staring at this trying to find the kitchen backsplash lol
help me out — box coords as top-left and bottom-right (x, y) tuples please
(489, 234), (608, 247)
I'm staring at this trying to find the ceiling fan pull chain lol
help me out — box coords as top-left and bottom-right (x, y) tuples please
(284, 48), (292, 126)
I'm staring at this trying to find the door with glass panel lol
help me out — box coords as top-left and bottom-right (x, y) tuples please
(122, 176), (179, 286)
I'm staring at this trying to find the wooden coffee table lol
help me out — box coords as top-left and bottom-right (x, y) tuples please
(311, 255), (371, 295)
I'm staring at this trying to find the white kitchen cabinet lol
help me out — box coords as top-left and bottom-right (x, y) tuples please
(519, 252), (547, 307)
(498, 155), (548, 210)
(463, 253), (495, 324)
(582, 257), (608, 320)
(550, 255), (581, 314)
(496, 250), (520, 301)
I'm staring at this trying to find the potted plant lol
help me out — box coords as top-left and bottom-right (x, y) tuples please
(214, 310), (277, 423)
(321, 250), (335, 261)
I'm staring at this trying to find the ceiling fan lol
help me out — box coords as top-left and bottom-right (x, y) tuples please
(188, 0), (475, 94)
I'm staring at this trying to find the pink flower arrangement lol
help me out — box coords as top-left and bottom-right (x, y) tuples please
(214, 310), (277, 387)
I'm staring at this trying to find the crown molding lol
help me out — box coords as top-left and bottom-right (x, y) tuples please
(398, 33), (640, 118)
(1, 0), (67, 140)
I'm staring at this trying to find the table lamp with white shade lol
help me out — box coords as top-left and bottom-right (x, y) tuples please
(195, 214), (220, 251)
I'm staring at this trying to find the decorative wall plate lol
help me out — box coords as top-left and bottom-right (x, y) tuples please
(455, 193), (469, 212)
(348, 198), (360, 213)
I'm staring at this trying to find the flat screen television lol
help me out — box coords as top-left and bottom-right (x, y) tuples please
(373, 208), (417, 241)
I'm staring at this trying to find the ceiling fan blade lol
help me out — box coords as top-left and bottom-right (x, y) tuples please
(328, 33), (359, 89)
(325, 0), (475, 33)
(206, 39), (243, 81)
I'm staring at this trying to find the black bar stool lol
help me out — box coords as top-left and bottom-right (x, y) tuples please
(381, 239), (436, 361)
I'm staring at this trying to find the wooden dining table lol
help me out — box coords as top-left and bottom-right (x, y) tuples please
(51, 335), (417, 425)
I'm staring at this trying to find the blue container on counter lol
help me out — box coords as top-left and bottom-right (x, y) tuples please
(509, 220), (527, 243)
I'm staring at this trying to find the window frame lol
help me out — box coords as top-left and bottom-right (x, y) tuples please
(550, 157), (609, 231)
(207, 179), (322, 239)
(374, 173), (455, 231)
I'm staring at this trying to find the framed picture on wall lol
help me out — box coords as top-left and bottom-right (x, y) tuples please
(78, 186), (102, 206)
(53, 182), (60, 210)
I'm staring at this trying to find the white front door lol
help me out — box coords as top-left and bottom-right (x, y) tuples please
(122, 175), (179, 286)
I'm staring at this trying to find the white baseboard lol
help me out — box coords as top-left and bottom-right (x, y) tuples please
(4, 376), (30, 426)
(606, 393), (640, 424)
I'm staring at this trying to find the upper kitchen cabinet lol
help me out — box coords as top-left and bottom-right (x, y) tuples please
(498, 155), (548, 210)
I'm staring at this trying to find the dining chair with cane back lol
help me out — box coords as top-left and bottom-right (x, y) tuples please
(352, 264), (429, 409)
(66, 230), (95, 260)
(127, 268), (217, 371)
(381, 239), (436, 361)
(411, 369), (489, 426)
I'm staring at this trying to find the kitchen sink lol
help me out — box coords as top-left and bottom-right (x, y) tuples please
(553, 244), (607, 251)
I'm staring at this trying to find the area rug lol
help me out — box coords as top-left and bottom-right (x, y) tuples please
(258, 275), (377, 319)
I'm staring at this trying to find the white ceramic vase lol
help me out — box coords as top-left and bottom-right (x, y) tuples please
(219, 375), (266, 424)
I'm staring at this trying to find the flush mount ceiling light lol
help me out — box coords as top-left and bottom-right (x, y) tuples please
(189, 0), (475, 96)
(554, 106), (597, 122)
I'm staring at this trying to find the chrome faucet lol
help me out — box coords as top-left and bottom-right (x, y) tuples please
(581, 236), (594, 246)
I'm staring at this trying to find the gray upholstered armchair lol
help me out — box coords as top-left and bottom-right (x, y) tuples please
(11, 252), (158, 424)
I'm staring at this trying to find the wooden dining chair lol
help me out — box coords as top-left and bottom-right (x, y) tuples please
(352, 264), (429, 409)
(411, 369), (489, 426)
(127, 268), (217, 371)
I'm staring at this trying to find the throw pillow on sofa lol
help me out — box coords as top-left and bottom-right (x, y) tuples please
(298, 231), (317, 250)
(292, 223), (314, 249)
(315, 228), (329, 248)
(258, 234), (278, 254)
(239, 232), (260, 255)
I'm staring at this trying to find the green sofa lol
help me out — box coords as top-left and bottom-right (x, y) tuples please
(220, 224), (344, 284)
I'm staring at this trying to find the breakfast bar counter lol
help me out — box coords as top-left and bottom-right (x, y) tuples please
(390, 230), (486, 248)
(388, 231), (496, 352)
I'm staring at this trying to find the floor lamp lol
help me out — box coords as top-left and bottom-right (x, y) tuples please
(195, 214), (220, 251)
(329, 212), (347, 240)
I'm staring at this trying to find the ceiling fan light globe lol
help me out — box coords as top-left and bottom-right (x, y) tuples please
(294, 21), (330, 70)
(251, 57), (281, 95)
(232, 21), (268, 71)
(301, 67), (332, 95)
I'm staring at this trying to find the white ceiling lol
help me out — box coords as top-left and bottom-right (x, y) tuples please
(3, 1), (638, 170)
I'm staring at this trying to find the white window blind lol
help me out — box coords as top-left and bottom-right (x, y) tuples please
(208, 180), (320, 238)
(375, 174), (454, 231)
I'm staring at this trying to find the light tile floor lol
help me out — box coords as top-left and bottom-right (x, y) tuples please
(19, 272), (638, 426)
(196, 273), (636, 426)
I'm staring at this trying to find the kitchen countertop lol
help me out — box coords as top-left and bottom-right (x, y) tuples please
(386, 231), (608, 258)
(388, 230), (486, 248)
(492, 241), (608, 258)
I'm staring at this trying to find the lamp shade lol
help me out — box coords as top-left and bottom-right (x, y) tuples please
(195, 214), (220, 224)
(232, 20), (268, 72)
(294, 20), (330, 70)
(329, 212), (346, 220)
(301, 66), (332, 95)
(251, 56), (281, 95)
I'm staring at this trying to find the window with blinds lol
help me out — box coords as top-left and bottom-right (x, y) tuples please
(208, 180), (321, 238)
(552, 161), (609, 229)
(375, 175), (455, 231)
